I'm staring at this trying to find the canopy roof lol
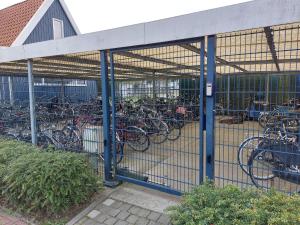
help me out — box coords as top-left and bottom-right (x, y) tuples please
(0, 22), (299, 81)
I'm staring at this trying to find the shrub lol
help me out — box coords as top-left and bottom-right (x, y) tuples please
(0, 139), (36, 187)
(167, 182), (300, 225)
(3, 150), (100, 214)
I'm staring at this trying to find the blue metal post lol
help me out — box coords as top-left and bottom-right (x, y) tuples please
(206, 35), (216, 180)
(110, 52), (117, 169)
(100, 50), (112, 182)
(27, 59), (37, 145)
(199, 37), (205, 183)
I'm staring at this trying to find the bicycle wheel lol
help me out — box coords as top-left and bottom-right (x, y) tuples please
(62, 127), (82, 151)
(126, 126), (150, 152)
(166, 118), (181, 141)
(37, 134), (54, 149)
(248, 149), (276, 188)
(238, 136), (264, 175)
(114, 133), (124, 164)
(148, 119), (168, 144)
(258, 114), (268, 128)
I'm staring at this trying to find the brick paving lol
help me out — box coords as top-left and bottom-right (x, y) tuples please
(0, 212), (28, 225)
(74, 198), (171, 225)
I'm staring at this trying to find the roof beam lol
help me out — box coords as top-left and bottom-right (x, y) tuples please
(179, 44), (248, 72)
(264, 27), (280, 72)
(115, 51), (199, 71)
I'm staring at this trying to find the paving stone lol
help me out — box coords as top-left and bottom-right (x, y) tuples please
(128, 206), (140, 215)
(103, 199), (116, 206)
(148, 221), (158, 225)
(95, 214), (110, 223)
(108, 208), (121, 217)
(147, 211), (161, 221)
(135, 217), (150, 225)
(137, 208), (151, 218)
(77, 217), (87, 225)
(126, 215), (139, 224)
(114, 220), (129, 225)
(104, 217), (118, 225)
(116, 211), (130, 220)
(87, 210), (101, 219)
(157, 214), (171, 225)
(111, 200), (123, 209)
(119, 203), (133, 212)
(84, 218), (100, 225)
(95, 205), (111, 213)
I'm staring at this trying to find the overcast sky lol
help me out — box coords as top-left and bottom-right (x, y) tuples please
(0, 0), (251, 34)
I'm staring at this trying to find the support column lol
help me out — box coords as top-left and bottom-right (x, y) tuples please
(199, 37), (205, 183)
(206, 35), (216, 180)
(27, 59), (37, 145)
(8, 77), (14, 106)
(100, 50), (113, 183)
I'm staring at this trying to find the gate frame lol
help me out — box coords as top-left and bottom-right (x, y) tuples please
(205, 35), (216, 180)
(108, 38), (207, 195)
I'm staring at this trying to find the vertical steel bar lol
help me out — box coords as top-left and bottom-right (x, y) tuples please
(100, 50), (112, 182)
(61, 79), (65, 106)
(0, 77), (3, 103)
(152, 77), (156, 98)
(8, 76), (14, 106)
(199, 37), (205, 183)
(206, 35), (216, 180)
(1, 77), (5, 103)
(27, 59), (37, 145)
(265, 74), (270, 104)
(227, 75), (230, 113)
(110, 52), (117, 170)
(166, 79), (169, 98)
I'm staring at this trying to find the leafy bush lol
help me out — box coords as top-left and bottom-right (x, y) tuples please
(167, 182), (300, 225)
(0, 139), (36, 185)
(3, 150), (99, 213)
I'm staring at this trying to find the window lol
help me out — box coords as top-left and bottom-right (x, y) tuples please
(34, 79), (87, 87)
(53, 18), (64, 40)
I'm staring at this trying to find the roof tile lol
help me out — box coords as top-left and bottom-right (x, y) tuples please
(0, 0), (45, 47)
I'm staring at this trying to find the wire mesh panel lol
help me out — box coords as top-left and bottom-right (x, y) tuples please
(110, 40), (205, 193)
(0, 52), (105, 177)
(214, 23), (300, 193)
(0, 63), (31, 144)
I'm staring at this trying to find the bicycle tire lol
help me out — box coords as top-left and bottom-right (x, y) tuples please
(248, 148), (276, 186)
(148, 119), (168, 144)
(166, 119), (181, 141)
(126, 126), (150, 152)
(238, 136), (264, 175)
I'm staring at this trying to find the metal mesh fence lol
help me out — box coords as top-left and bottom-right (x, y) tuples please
(215, 23), (300, 193)
(0, 52), (105, 177)
(0, 22), (299, 195)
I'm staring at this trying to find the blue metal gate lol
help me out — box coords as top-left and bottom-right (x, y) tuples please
(109, 39), (206, 194)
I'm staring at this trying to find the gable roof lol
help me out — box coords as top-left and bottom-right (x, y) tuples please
(0, 0), (44, 47)
(0, 0), (80, 47)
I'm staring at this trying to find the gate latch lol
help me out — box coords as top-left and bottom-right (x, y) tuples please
(206, 82), (213, 97)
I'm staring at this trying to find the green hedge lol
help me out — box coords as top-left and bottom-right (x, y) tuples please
(167, 182), (300, 225)
(0, 139), (100, 214)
